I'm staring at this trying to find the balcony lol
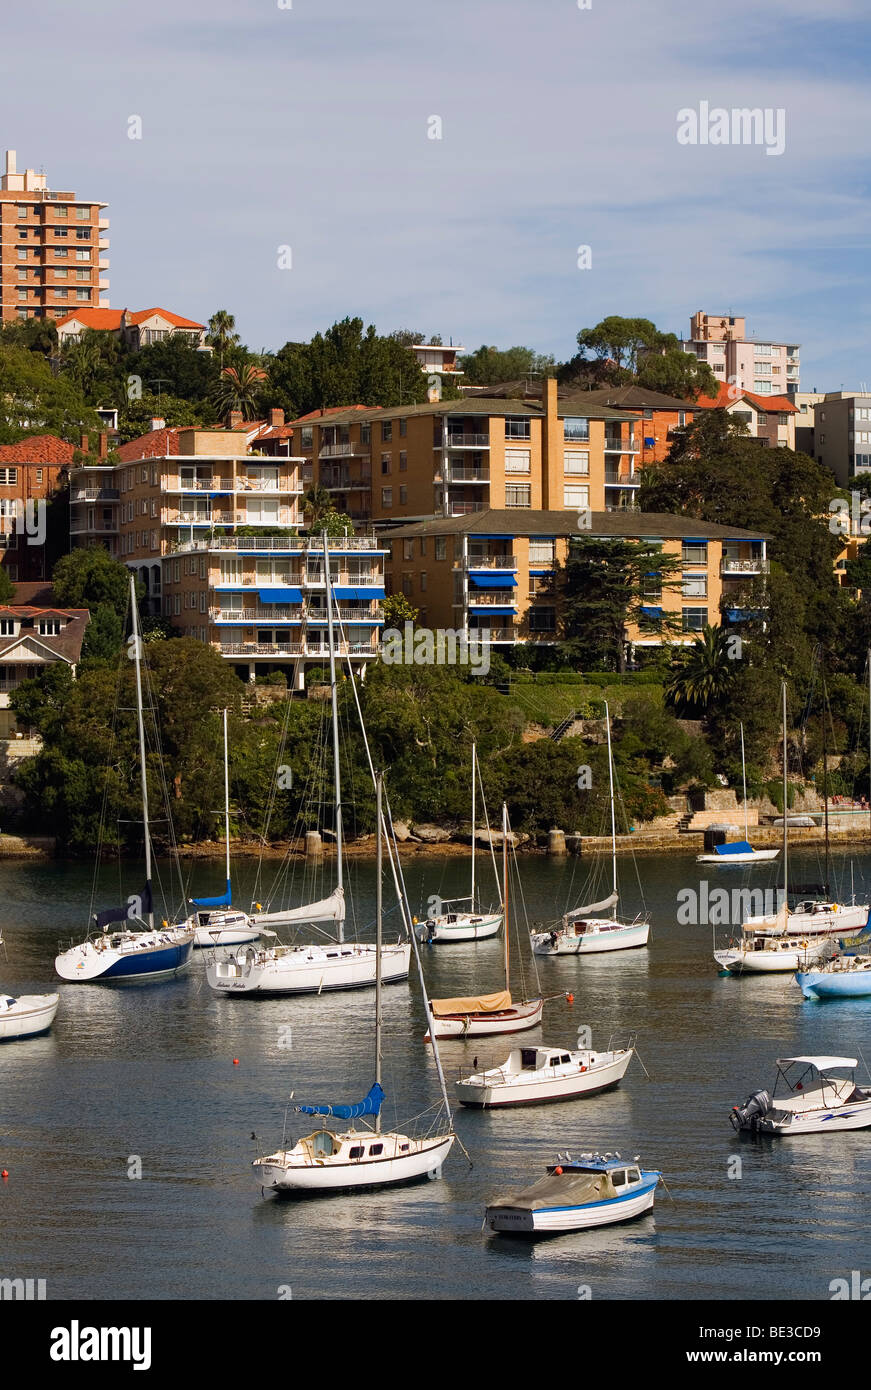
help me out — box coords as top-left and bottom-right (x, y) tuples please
(445, 465), (490, 483)
(604, 434), (638, 454)
(604, 469), (639, 486)
(448, 501), (486, 516)
(720, 557), (770, 576)
(444, 433), (490, 449)
(169, 535), (383, 556)
(467, 592), (516, 607)
(70, 520), (118, 535)
(167, 478), (234, 492)
(71, 488), (119, 501)
(218, 640), (378, 658)
(468, 626), (516, 643)
(319, 442), (371, 458)
(464, 554), (517, 570)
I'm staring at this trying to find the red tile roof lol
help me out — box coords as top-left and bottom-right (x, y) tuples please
(127, 308), (205, 330)
(0, 435), (76, 463)
(117, 428), (181, 460)
(696, 384), (797, 413)
(56, 306), (205, 332)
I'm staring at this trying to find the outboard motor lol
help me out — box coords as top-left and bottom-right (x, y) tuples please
(730, 1089), (772, 1132)
(425, 920), (437, 943)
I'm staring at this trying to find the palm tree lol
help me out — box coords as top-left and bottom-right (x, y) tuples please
(302, 485), (334, 528)
(207, 310), (241, 370)
(61, 337), (103, 398)
(664, 624), (736, 716)
(211, 364), (267, 421)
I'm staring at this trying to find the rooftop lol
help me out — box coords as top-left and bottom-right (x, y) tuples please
(381, 508), (770, 542)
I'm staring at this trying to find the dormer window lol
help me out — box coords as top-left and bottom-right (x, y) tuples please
(0, 619), (18, 637)
(38, 618), (62, 636)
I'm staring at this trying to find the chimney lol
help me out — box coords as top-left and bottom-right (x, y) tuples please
(97, 431), (108, 460)
(6, 150), (16, 175)
(543, 376), (558, 420)
(268, 407), (285, 429)
(228, 410), (243, 429)
(80, 432), (89, 455)
(150, 417), (165, 432)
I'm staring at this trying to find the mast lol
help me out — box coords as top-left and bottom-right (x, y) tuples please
(322, 530), (344, 937)
(375, 770), (383, 1136)
(740, 722), (748, 843)
(223, 707), (231, 898)
(822, 665), (830, 897)
(782, 681), (788, 907)
(470, 742), (476, 910)
(605, 699), (618, 917)
(868, 649), (870, 842)
(130, 575), (154, 931)
(502, 801), (510, 993)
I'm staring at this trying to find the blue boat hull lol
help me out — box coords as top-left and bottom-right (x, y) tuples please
(101, 940), (193, 981)
(797, 970), (871, 1000)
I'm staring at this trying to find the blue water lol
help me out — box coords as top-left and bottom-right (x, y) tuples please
(2, 846), (870, 1301)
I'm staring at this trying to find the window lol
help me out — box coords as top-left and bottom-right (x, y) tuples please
(17, 289), (27, 301)
(360, 424), (370, 444)
(528, 540), (554, 565)
(681, 541), (707, 565)
(399, 485), (407, 504)
(564, 485), (589, 508)
(563, 417), (589, 442)
(54, 289), (68, 300)
(528, 608), (556, 631)
(76, 206), (89, 220)
(17, 204), (28, 219)
(381, 421), (392, 442)
(54, 249), (69, 260)
(399, 451), (407, 471)
(17, 249), (27, 261)
(505, 484), (531, 508)
(678, 411), (686, 427)
(36, 469), (43, 484)
(403, 540), (414, 560)
(682, 573), (707, 598)
(505, 448), (531, 474)
(381, 453), (391, 475)
(76, 289), (90, 301)
(0, 620), (17, 636)
(75, 250), (89, 262)
(55, 269), (68, 280)
(401, 573), (413, 597)
(0, 469), (19, 485)
(420, 571), (427, 591)
(75, 228), (90, 240)
(54, 206), (68, 218)
(612, 1170), (627, 1188)
(17, 270), (27, 281)
(399, 418), (407, 437)
(54, 228), (68, 238)
(419, 538), (427, 557)
(563, 450), (589, 475)
(381, 487), (392, 507)
(682, 607), (707, 632)
(348, 1146), (364, 1159)
(435, 537), (447, 561)
(505, 417), (531, 440)
(174, 560), (181, 583)
(38, 619), (62, 636)
(368, 1144), (384, 1156)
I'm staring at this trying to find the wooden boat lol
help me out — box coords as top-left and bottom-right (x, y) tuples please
(485, 1152), (661, 1235)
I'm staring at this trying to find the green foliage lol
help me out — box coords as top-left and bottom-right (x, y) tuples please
(118, 391), (215, 445)
(81, 605), (124, 664)
(636, 347), (717, 400)
(52, 548), (136, 619)
(268, 318), (432, 418)
(664, 625), (738, 716)
(561, 537), (681, 672)
(382, 593), (419, 626)
(458, 345), (556, 386)
(0, 345), (100, 444)
(0, 567), (15, 601)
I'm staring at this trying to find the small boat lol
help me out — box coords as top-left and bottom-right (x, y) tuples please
(730, 1056), (871, 1135)
(253, 772), (455, 1195)
(415, 744), (503, 944)
(0, 992), (59, 1041)
(426, 804), (547, 1039)
(697, 727), (780, 864)
(485, 1152), (661, 1236)
(456, 1038), (633, 1108)
(54, 577), (194, 984)
(797, 953), (871, 1000)
(184, 710), (260, 948)
(715, 930), (833, 975)
(531, 703), (650, 957)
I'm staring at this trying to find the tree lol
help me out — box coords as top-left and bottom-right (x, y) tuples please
(135, 335), (219, 405)
(664, 625), (738, 716)
(458, 344), (556, 386)
(382, 593), (418, 626)
(212, 363), (268, 420)
(560, 538), (682, 672)
(636, 348), (717, 400)
(207, 310), (241, 370)
(302, 486), (334, 528)
(574, 317), (661, 374)
(118, 391), (214, 445)
(268, 318), (434, 419)
(0, 345), (100, 444)
(0, 567), (15, 601)
(52, 548), (136, 619)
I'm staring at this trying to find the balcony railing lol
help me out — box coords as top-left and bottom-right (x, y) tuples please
(70, 521), (118, 534)
(467, 592), (516, 606)
(464, 553), (517, 570)
(604, 469), (639, 485)
(218, 641), (378, 657)
(71, 488), (119, 501)
(604, 436), (638, 454)
(319, 442), (371, 458)
(444, 433), (490, 448)
(448, 501), (485, 516)
(720, 558), (770, 575)
(468, 627), (516, 642)
(169, 535), (383, 555)
(168, 478), (234, 491)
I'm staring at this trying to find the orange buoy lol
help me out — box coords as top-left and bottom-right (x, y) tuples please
(554, 1165), (563, 1175)
(1, 1170), (8, 1180)
(566, 993), (574, 1005)
(233, 1058), (240, 1066)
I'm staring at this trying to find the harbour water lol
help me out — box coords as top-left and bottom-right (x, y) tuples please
(2, 846), (870, 1301)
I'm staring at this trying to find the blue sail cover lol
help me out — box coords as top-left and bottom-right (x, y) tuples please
(295, 1082), (384, 1120)
(192, 878), (233, 908)
(715, 841), (754, 856)
(94, 881), (153, 930)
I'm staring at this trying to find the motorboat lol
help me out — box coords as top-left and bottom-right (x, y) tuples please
(485, 1152), (661, 1235)
(797, 953), (871, 1000)
(456, 1038), (633, 1108)
(730, 1056), (871, 1135)
(0, 991), (59, 1041)
(715, 930), (834, 975)
(531, 703), (650, 956)
(415, 744), (503, 944)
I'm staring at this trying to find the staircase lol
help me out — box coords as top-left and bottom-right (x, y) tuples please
(549, 711), (583, 742)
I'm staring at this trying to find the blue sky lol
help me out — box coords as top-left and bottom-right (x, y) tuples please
(3, 0), (870, 388)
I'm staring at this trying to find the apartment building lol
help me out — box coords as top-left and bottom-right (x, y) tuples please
(69, 420), (384, 684)
(568, 385), (696, 466)
(56, 305), (206, 350)
(811, 393), (871, 487)
(679, 310), (800, 397)
(409, 341), (464, 379)
(695, 384), (797, 448)
(0, 149), (108, 324)
(290, 379), (640, 521)
(385, 510), (769, 657)
(0, 435), (75, 582)
(793, 391), (825, 457)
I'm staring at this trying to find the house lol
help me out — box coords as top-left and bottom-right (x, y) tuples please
(55, 306), (207, 350)
(0, 598), (90, 738)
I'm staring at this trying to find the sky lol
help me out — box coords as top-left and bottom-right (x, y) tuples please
(3, 0), (871, 389)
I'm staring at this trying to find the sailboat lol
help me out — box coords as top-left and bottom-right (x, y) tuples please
(55, 578), (194, 983)
(206, 532), (411, 995)
(696, 723), (779, 864)
(530, 702), (650, 956)
(415, 743), (503, 944)
(425, 804), (550, 1039)
(252, 771), (455, 1193)
(183, 709), (260, 948)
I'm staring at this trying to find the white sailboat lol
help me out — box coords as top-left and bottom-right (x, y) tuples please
(530, 702), (650, 956)
(184, 709), (260, 948)
(206, 533), (410, 995)
(697, 724), (779, 864)
(253, 771), (455, 1193)
(0, 991), (59, 1041)
(415, 743), (503, 944)
(55, 578), (194, 984)
(425, 804), (549, 1039)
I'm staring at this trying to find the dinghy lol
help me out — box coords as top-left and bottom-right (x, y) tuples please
(485, 1152), (661, 1236)
(730, 1056), (871, 1135)
(0, 992), (59, 1041)
(456, 1037), (633, 1108)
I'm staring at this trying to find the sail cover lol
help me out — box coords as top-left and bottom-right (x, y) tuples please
(562, 892), (619, 925)
(192, 878), (232, 909)
(715, 841), (754, 856)
(94, 882), (153, 930)
(295, 1082), (383, 1119)
(430, 989), (512, 1017)
(250, 886), (345, 927)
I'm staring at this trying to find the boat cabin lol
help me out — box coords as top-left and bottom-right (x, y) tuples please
(289, 1129), (413, 1164)
(555, 1153), (644, 1188)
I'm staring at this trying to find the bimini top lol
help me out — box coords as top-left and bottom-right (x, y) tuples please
(776, 1056), (857, 1071)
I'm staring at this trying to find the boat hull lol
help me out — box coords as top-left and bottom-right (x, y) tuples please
(797, 969), (871, 1000)
(207, 942), (411, 995)
(192, 925), (261, 948)
(696, 850), (780, 864)
(254, 1134), (454, 1193)
(487, 1177), (658, 1235)
(532, 920), (649, 956)
(748, 1101), (871, 1135)
(456, 1050), (631, 1108)
(426, 997), (544, 1039)
(744, 905), (869, 937)
(0, 993), (59, 1040)
(414, 913), (502, 944)
(715, 943), (830, 974)
(55, 936), (194, 983)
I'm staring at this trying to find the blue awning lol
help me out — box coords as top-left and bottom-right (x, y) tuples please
(472, 534), (514, 540)
(726, 609), (764, 621)
(295, 1082), (384, 1120)
(469, 606), (515, 616)
(192, 877), (232, 909)
(333, 586), (385, 600)
(684, 538), (708, 544)
(469, 574), (517, 589)
(641, 605), (663, 617)
(644, 437), (655, 447)
(259, 588), (303, 603)
(528, 569), (553, 576)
